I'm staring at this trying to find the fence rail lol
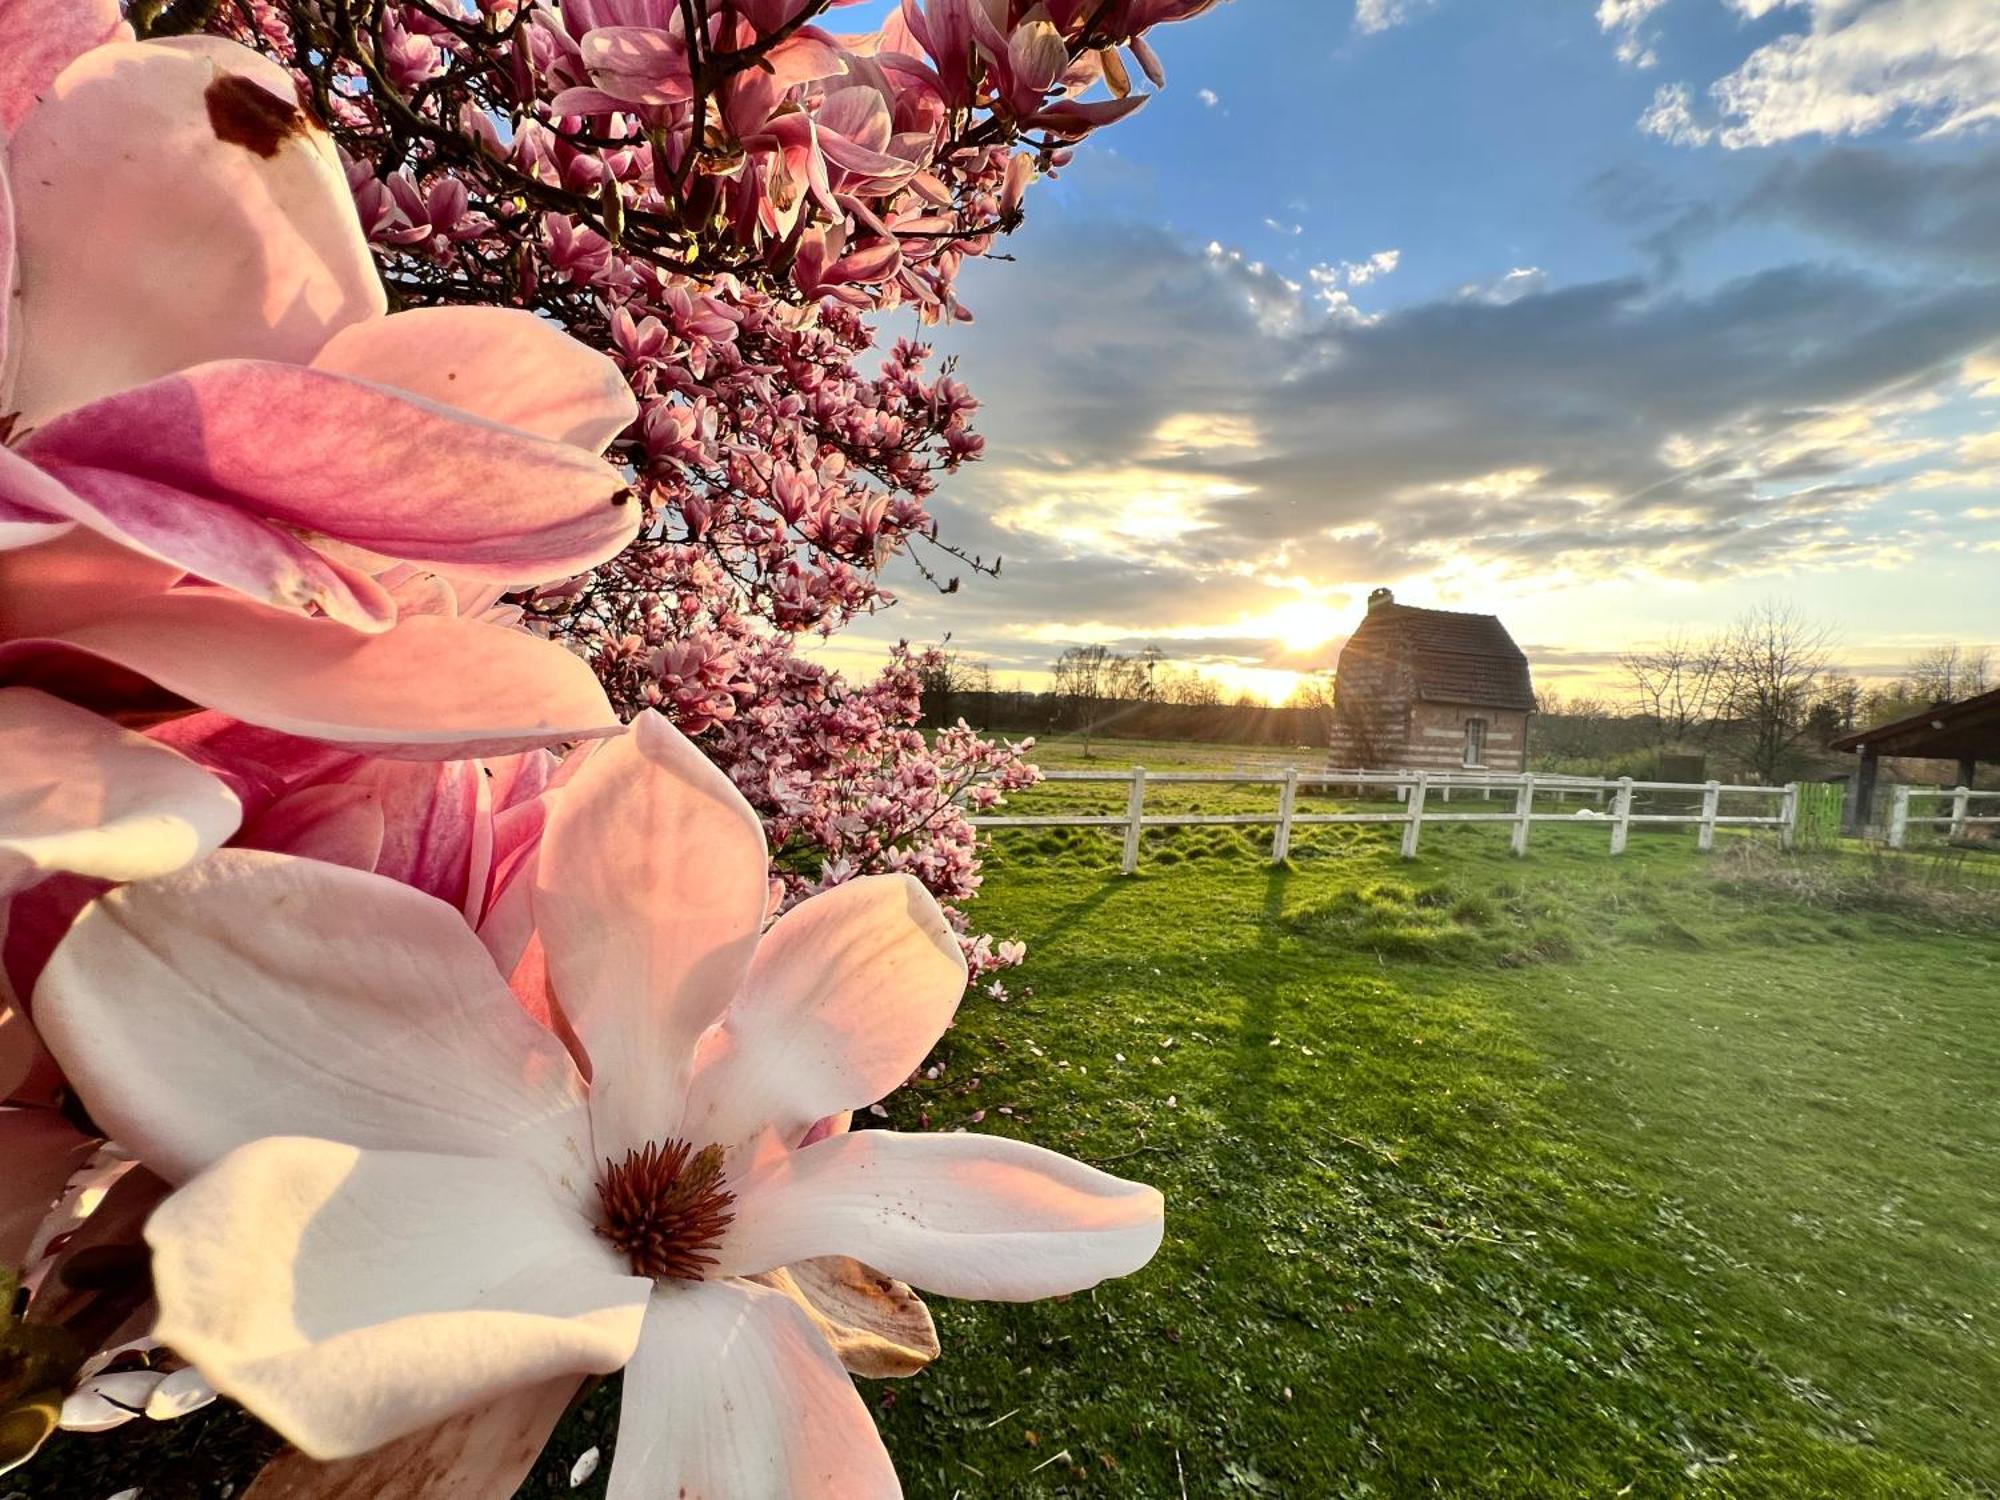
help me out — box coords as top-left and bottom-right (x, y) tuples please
(970, 766), (1801, 874)
(1887, 785), (2000, 848)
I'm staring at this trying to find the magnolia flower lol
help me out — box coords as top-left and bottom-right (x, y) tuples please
(36, 713), (1163, 1494)
(0, 15), (640, 755)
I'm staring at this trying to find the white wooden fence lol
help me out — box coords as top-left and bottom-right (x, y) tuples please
(1886, 785), (2000, 848)
(968, 767), (1798, 874)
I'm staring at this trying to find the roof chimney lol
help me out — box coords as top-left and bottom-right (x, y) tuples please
(1366, 587), (1395, 613)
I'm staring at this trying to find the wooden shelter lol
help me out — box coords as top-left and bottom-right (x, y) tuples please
(1830, 685), (2000, 830)
(1326, 589), (1536, 772)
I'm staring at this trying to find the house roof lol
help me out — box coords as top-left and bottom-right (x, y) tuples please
(1828, 686), (2000, 762)
(1339, 600), (1537, 712)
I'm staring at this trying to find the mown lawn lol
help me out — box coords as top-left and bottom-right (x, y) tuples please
(539, 818), (2000, 1498)
(22, 820), (2000, 1498)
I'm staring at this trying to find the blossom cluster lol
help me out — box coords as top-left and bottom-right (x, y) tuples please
(205, 0), (1219, 971)
(0, 7), (1165, 1494)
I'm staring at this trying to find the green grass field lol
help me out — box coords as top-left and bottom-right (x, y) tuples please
(21, 811), (2000, 1499)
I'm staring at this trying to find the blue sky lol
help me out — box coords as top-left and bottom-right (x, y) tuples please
(829, 0), (2000, 700)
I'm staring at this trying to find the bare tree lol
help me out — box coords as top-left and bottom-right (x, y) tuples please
(1809, 674), (1863, 739)
(1620, 631), (1724, 744)
(1904, 642), (1992, 705)
(1715, 602), (1833, 783)
(1285, 671), (1337, 711)
(1050, 644), (1138, 756)
(1158, 668), (1222, 706)
(1529, 692), (1622, 764)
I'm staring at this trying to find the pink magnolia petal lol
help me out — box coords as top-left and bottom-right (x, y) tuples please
(0, 686), (241, 897)
(0, 446), (79, 553)
(332, 758), (483, 909)
(22, 361), (639, 586)
(681, 874), (965, 1152)
(579, 27), (694, 105)
(763, 28), (850, 89)
(1, 148), (15, 406)
(33, 849), (593, 1186)
(0, 0), (124, 131)
(608, 1280), (898, 1500)
(311, 308), (637, 457)
(546, 85), (641, 116)
(534, 711), (768, 1159)
(144, 710), (363, 815)
(0, 579), (622, 759)
(25, 464), (397, 630)
(721, 1129), (1166, 1300)
(243, 1374), (583, 1500)
(237, 784), (387, 872)
(148, 1138), (649, 1460)
(0, 989), (56, 1103)
(0, 1105), (93, 1270)
(1025, 93), (1149, 135)
(7, 38), (382, 425)
(0, 872), (97, 1104)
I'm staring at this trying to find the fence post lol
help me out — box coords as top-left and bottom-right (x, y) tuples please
(1779, 782), (1799, 851)
(1697, 780), (1720, 852)
(1888, 785), (1911, 850)
(1949, 784), (1971, 840)
(1272, 766), (1299, 865)
(1610, 776), (1634, 855)
(1510, 773), (1535, 857)
(1120, 766), (1146, 874)
(1400, 772), (1428, 858)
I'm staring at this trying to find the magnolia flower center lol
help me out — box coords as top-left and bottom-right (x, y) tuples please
(595, 1138), (736, 1281)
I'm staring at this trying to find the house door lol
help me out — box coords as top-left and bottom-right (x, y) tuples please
(1463, 717), (1487, 767)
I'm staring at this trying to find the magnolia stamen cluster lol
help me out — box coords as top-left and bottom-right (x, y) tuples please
(595, 1138), (738, 1281)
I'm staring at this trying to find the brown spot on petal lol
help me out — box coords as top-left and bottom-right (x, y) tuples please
(205, 75), (309, 159)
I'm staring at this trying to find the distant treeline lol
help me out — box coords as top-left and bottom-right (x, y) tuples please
(921, 689), (1330, 748)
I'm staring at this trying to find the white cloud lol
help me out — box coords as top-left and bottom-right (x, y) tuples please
(1354, 0), (1435, 35)
(1263, 216), (1304, 235)
(1305, 251), (1401, 319)
(1456, 266), (1548, 304)
(1651, 0), (2000, 149)
(1639, 82), (1715, 145)
(1346, 248), (1402, 284)
(1597, 0), (1666, 69)
(1196, 87), (1220, 107)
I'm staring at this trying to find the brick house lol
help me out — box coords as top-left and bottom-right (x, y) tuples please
(1326, 589), (1536, 772)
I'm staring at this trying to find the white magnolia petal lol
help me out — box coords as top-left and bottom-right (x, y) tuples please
(146, 1366), (219, 1421)
(681, 875), (966, 1152)
(608, 1280), (899, 1500)
(721, 1130), (1166, 1301)
(59, 1371), (163, 1432)
(149, 1138), (648, 1460)
(311, 307), (637, 456)
(7, 37), (382, 424)
(0, 686), (242, 897)
(535, 711), (768, 1159)
(34, 849), (591, 1186)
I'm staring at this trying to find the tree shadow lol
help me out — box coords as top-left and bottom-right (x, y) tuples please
(1024, 870), (1129, 947)
(1225, 865), (1296, 1139)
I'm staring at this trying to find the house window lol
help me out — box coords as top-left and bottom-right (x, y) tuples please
(1463, 717), (1487, 767)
